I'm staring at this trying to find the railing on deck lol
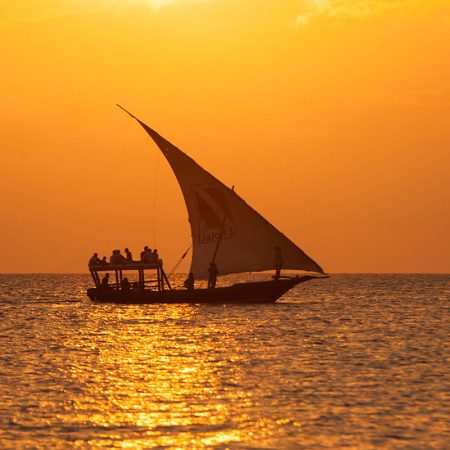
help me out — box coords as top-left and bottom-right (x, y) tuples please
(89, 260), (172, 292)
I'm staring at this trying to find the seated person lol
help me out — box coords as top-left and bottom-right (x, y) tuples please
(125, 248), (133, 263)
(110, 249), (126, 265)
(152, 249), (159, 264)
(101, 273), (110, 287)
(140, 246), (152, 262)
(88, 253), (100, 267)
(121, 277), (131, 291)
(99, 256), (108, 265)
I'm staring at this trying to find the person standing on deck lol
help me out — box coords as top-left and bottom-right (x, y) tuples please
(184, 272), (195, 291)
(274, 246), (283, 280)
(208, 262), (218, 289)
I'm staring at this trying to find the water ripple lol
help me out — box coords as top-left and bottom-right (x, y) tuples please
(0, 274), (448, 448)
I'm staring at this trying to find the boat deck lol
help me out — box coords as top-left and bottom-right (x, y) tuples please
(89, 262), (161, 271)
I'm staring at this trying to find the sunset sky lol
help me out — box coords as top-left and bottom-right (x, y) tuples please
(1, 0), (449, 273)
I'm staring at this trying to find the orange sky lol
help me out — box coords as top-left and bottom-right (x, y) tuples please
(1, 0), (449, 273)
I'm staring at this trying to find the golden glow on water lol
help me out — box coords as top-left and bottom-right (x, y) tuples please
(1, 275), (449, 448)
(56, 305), (252, 447)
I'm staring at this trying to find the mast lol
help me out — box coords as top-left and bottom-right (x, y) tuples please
(211, 186), (234, 266)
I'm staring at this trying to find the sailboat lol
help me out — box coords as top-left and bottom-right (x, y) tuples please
(86, 107), (326, 304)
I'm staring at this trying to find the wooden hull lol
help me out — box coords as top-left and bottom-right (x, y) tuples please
(86, 276), (316, 304)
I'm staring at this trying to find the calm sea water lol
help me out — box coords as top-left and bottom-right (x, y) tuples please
(0, 274), (448, 449)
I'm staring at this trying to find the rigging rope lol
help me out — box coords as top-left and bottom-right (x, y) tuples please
(168, 245), (192, 278)
(152, 144), (160, 248)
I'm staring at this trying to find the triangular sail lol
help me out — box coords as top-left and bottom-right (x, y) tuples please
(120, 107), (324, 279)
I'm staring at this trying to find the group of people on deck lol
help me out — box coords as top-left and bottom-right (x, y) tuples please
(88, 246), (160, 267)
(99, 273), (132, 291)
(91, 246), (284, 291)
(139, 246), (160, 264)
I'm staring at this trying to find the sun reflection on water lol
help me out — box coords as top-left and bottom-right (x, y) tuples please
(57, 304), (251, 447)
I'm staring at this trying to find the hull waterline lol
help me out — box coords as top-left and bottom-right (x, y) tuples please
(87, 276), (316, 304)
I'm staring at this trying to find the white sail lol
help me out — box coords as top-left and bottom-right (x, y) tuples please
(121, 107), (324, 279)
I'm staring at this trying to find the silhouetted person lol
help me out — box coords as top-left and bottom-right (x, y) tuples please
(274, 246), (283, 280)
(99, 256), (108, 265)
(208, 262), (218, 289)
(141, 246), (153, 263)
(110, 249), (126, 265)
(88, 253), (100, 267)
(184, 272), (195, 291)
(121, 277), (131, 292)
(118, 250), (126, 263)
(152, 249), (159, 264)
(125, 248), (133, 263)
(101, 273), (110, 288)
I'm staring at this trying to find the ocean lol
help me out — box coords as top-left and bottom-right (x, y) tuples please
(0, 274), (448, 449)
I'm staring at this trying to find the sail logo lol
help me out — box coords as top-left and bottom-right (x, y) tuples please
(192, 184), (237, 244)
